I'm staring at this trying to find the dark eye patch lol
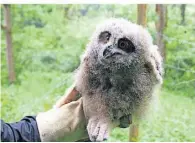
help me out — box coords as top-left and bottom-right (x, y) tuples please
(118, 38), (135, 53)
(99, 31), (111, 44)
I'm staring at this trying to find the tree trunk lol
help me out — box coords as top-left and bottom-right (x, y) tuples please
(180, 4), (186, 25)
(129, 124), (139, 142)
(137, 4), (147, 27)
(3, 4), (16, 83)
(129, 4), (148, 142)
(155, 4), (167, 58)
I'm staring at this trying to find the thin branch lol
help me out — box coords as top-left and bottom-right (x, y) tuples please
(173, 79), (195, 86)
(165, 64), (195, 73)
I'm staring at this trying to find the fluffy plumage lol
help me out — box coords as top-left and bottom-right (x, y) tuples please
(75, 18), (163, 141)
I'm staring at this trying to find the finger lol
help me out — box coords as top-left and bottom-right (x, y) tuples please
(55, 86), (79, 108)
(55, 95), (69, 108)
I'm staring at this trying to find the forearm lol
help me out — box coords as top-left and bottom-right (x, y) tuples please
(1, 116), (41, 142)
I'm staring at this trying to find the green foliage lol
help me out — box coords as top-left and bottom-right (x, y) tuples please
(163, 5), (195, 97)
(1, 4), (195, 141)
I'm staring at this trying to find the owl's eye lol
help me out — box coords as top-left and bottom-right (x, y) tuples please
(118, 38), (135, 53)
(99, 31), (111, 44)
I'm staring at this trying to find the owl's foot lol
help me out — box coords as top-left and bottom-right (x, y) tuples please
(87, 117), (109, 142)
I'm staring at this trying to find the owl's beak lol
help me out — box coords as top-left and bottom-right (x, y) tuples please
(103, 47), (112, 58)
(102, 46), (122, 59)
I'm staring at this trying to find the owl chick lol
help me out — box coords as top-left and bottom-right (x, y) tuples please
(59, 18), (163, 142)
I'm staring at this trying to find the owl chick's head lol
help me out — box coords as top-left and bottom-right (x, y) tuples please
(86, 18), (156, 67)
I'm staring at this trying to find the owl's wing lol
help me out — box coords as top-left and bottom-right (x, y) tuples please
(149, 45), (163, 84)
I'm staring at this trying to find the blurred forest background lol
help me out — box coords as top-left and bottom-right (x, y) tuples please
(1, 4), (195, 141)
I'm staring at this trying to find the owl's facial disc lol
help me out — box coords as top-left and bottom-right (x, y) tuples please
(101, 39), (135, 59)
(98, 31), (135, 61)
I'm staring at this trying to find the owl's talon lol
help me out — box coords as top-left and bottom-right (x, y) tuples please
(87, 118), (109, 142)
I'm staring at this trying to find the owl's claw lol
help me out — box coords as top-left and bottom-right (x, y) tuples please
(87, 118), (109, 142)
